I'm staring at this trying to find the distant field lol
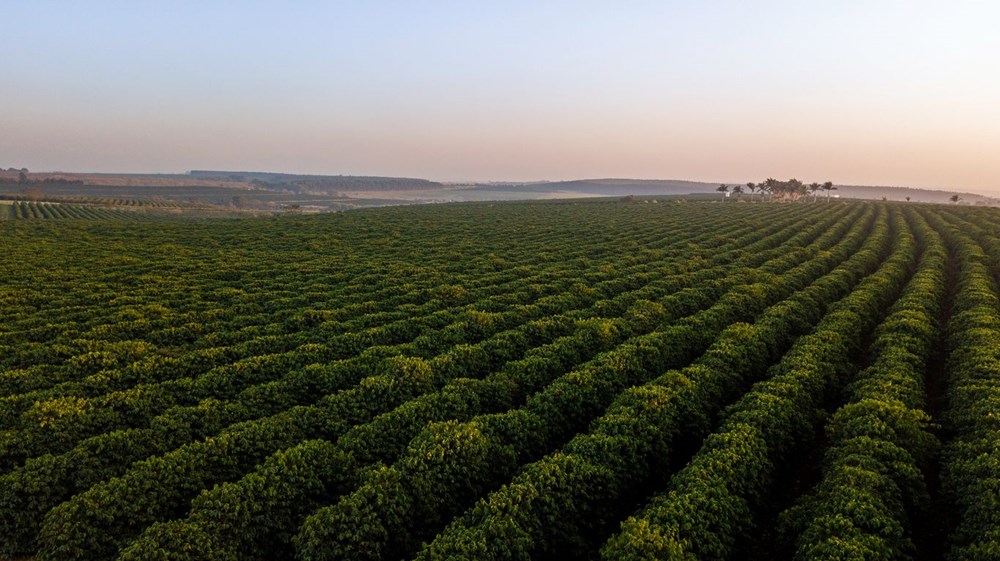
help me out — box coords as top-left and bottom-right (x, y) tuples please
(339, 186), (603, 202)
(0, 201), (161, 221)
(1, 200), (998, 561)
(4, 171), (994, 213)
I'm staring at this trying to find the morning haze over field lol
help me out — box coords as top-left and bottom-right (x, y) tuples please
(3, 1), (999, 194)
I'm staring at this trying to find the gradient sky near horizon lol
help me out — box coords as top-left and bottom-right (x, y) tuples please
(3, 1), (1000, 193)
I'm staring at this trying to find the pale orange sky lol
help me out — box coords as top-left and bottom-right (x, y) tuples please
(3, 2), (999, 195)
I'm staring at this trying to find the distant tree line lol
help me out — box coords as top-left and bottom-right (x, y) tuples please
(0, 171), (83, 186)
(0, 171), (28, 185)
(716, 178), (837, 202)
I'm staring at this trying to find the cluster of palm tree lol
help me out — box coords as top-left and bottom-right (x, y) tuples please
(716, 178), (837, 202)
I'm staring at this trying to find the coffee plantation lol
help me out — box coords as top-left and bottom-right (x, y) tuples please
(1, 199), (997, 560)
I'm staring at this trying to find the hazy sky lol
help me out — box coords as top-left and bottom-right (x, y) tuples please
(3, 1), (999, 192)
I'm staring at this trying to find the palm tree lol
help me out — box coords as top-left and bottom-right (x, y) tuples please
(808, 182), (821, 202)
(717, 184), (729, 201)
(746, 182), (757, 202)
(786, 178), (805, 201)
(764, 178), (778, 202)
(768, 178), (788, 200)
(821, 181), (836, 201)
(731, 184), (744, 200)
(950, 194), (961, 204)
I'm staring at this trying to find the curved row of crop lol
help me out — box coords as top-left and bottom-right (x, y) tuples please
(598, 207), (915, 561)
(5, 204), (822, 411)
(407, 205), (892, 561)
(288, 206), (884, 561)
(0, 260), (571, 397)
(921, 209), (1000, 560)
(777, 206), (945, 560)
(0, 213), (574, 371)
(2, 203), (775, 554)
(0, 287), (572, 465)
(0, 223), (743, 474)
(110, 205), (872, 561)
(0, 256), (733, 556)
(2, 202), (795, 387)
(31, 208), (861, 561)
(6, 201), (1000, 561)
(0, 225), (641, 396)
(0, 206), (830, 558)
(2, 202), (782, 395)
(0, 205), (818, 422)
(1, 202), (155, 220)
(2, 207), (741, 437)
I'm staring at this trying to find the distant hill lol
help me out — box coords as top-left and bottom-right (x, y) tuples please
(189, 171), (443, 193)
(0, 170), (256, 189)
(827, 184), (993, 204)
(0, 170), (444, 194)
(3, 170), (995, 209)
(491, 178), (720, 196)
(495, 178), (997, 205)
